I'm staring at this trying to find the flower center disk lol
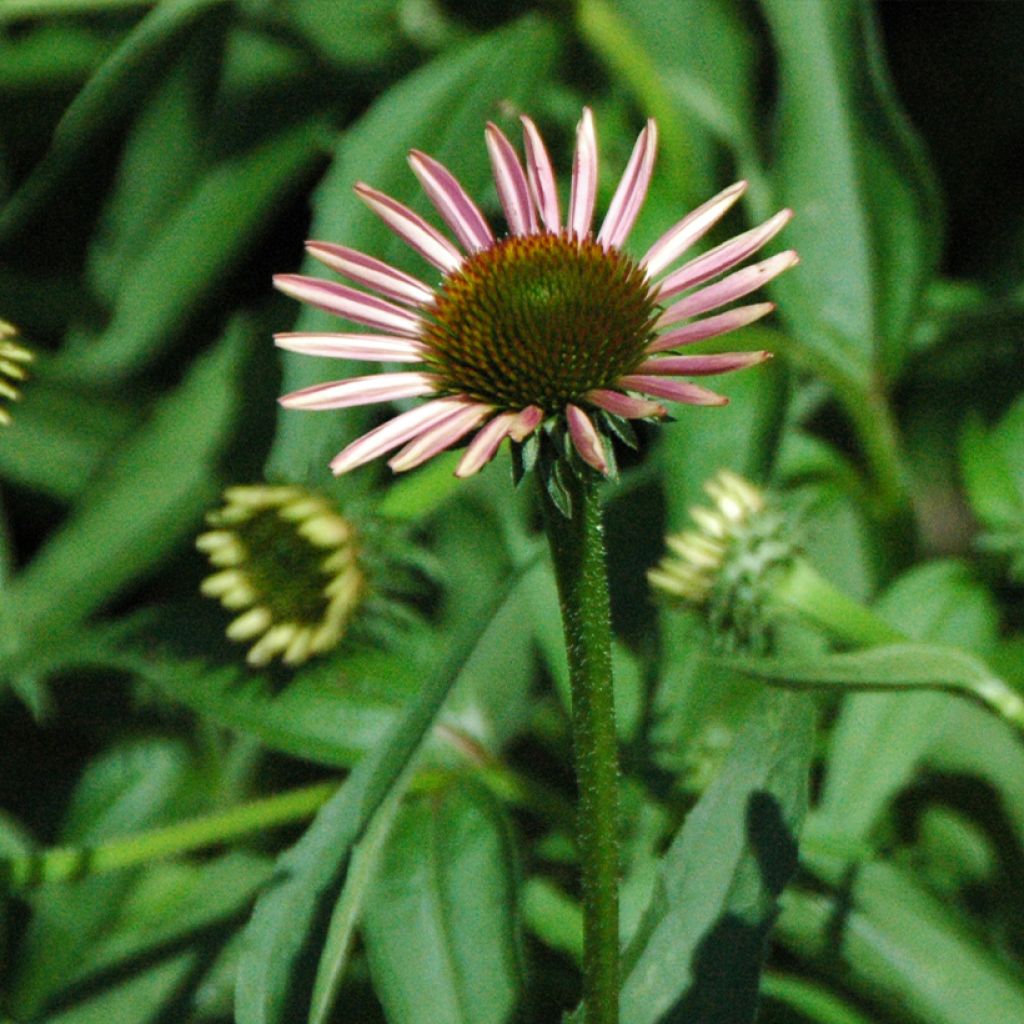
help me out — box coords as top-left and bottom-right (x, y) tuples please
(421, 233), (659, 412)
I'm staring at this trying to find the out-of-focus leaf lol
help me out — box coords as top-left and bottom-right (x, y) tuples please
(813, 561), (999, 846)
(266, 14), (557, 483)
(65, 121), (322, 382)
(0, 320), (247, 675)
(0, 0), (228, 245)
(234, 567), (526, 1024)
(361, 782), (523, 1024)
(0, 374), (137, 500)
(760, 972), (876, 1024)
(778, 861), (1024, 1024)
(759, 0), (941, 383)
(0, 23), (112, 89)
(611, 690), (814, 1024)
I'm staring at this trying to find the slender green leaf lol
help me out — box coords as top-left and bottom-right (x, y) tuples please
(361, 782), (523, 1024)
(266, 14), (557, 482)
(234, 564), (528, 1024)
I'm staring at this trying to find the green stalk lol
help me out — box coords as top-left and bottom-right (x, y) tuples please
(541, 472), (620, 1024)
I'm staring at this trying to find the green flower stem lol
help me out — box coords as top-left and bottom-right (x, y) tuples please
(541, 472), (620, 1024)
(3, 780), (338, 890)
(772, 557), (1024, 730)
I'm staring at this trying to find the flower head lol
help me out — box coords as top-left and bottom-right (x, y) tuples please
(197, 484), (364, 667)
(275, 109), (796, 480)
(0, 320), (35, 427)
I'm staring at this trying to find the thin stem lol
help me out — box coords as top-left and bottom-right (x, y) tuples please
(541, 472), (619, 1024)
(4, 781), (337, 890)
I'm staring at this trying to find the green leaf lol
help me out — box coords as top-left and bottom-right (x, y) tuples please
(615, 690), (814, 1024)
(361, 781), (523, 1024)
(0, 320), (247, 675)
(234, 564), (529, 1024)
(759, 0), (941, 383)
(265, 14), (557, 483)
(0, 0), (228, 246)
(778, 861), (1024, 1024)
(65, 121), (322, 382)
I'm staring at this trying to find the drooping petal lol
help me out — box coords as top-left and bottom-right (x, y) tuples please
(509, 404), (545, 441)
(568, 108), (598, 239)
(656, 209), (793, 301)
(388, 402), (491, 472)
(279, 372), (437, 411)
(521, 115), (560, 232)
(645, 303), (775, 354)
(273, 275), (423, 337)
(330, 397), (469, 474)
(585, 388), (666, 419)
(485, 123), (537, 236)
(641, 181), (748, 277)
(566, 403), (608, 474)
(274, 333), (425, 362)
(455, 411), (517, 478)
(658, 251), (799, 328)
(597, 119), (657, 250)
(408, 150), (494, 253)
(354, 183), (463, 273)
(305, 243), (435, 306)
(634, 351), (772, 376)
(619, 375), (728, 406)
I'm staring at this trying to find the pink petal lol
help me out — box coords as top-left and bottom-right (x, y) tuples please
(330, 397), (469, 474)
(521, 115), (561, 233)
(279, 371), (437, 411)
(568, 108), (598, 239)
(566, 403), (608, 474)
(658, 251), (799, 328)
(597, 119), (657, 250)
(585, 388), (666, 419)
(273, 275), (423, 337)
(634, 351), (771, 376)
(645, 303), (775, 354)
(455, 411), (517, 478)
(641, 181), (748, 277)
(408, 150), (494, 253)
(485, 123), (537, 236)
(509, 404), (544, 441)
(274, 333), (425, 362)
(619, 375), (728, 406)
(656, 209), (793, 301)
(354, 183), (463, 274)
(305, 243), (434, 306)
(388, 402), (491, 472)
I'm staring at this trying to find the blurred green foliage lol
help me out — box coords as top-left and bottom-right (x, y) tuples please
(1, 1), (1024, 1023)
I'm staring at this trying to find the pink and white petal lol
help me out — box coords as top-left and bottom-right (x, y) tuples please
(568, 108), (598, 239)
(658, 251), (799, 328)
(566, 403), (608, 474)
(485, 123), (537, 236)
(354, 183), (463, 274)
(585, 388), (666, 419)
(388, 402), (491, 472)
(273, 275), (423, 337)
(455, 411), (517, 478)
(597, 119), (657, 250)
(521, 115), (561, 232)
(619, 375), (728, 406)
(330, 397), (469, 474)
(656, 209), (793, 301)
(305, 243), (434, 306)
(509, 404), (545, 441)
(274, 333), (425, 362)
(280, 372), (438, 411)
(635, 351), (772, 376)
(645, 303), (775, 353)
(641, 181), (748, 278)
(409, 150), (494, 253)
